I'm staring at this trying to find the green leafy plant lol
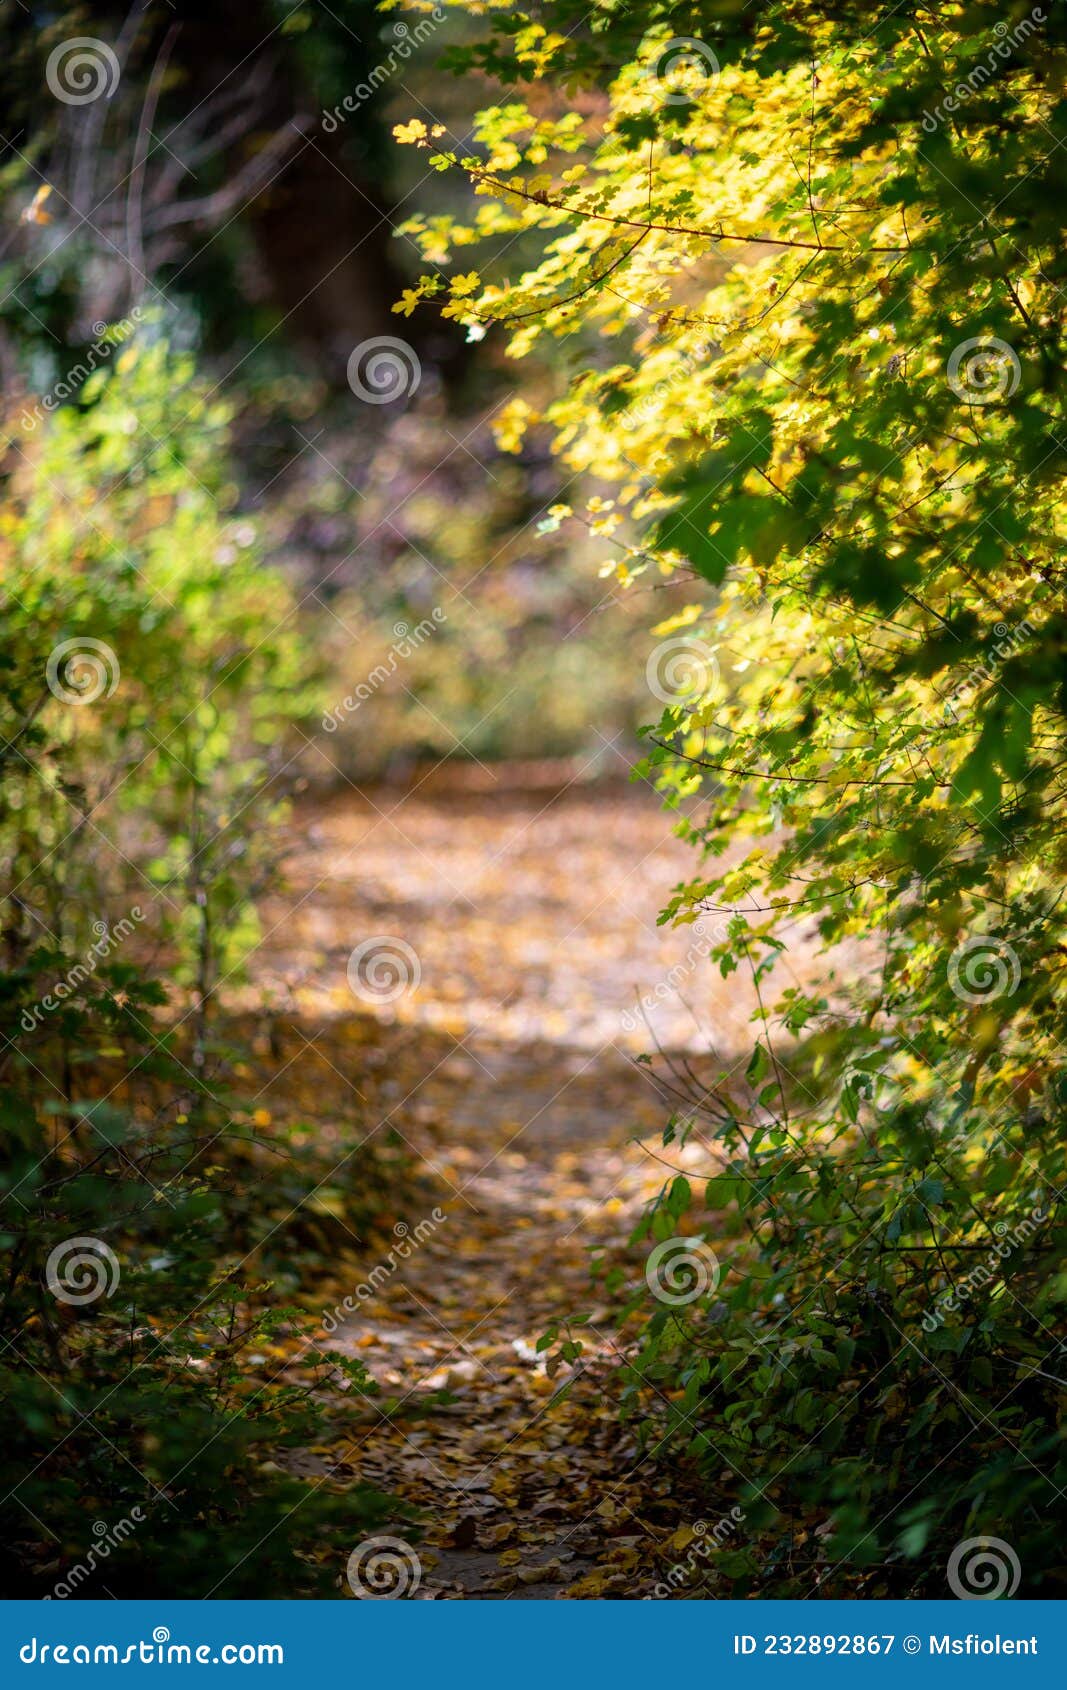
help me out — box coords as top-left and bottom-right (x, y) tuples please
(396, 0), (1067, 1594)
(0, 332), (391, 1595)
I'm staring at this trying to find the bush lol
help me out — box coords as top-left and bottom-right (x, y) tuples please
(402, 0), (1067, 1595)
(0, 334), (391, 1596)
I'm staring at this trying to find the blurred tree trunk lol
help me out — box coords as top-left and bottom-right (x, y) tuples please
(166, 0), (404, 380)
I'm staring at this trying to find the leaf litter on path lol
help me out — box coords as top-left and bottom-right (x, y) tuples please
(244, 774), (794, 1596)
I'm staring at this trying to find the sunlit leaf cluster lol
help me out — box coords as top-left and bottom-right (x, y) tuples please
(395, 0), (1067, 1591)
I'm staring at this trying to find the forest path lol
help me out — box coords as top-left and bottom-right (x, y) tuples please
(250, 770), (779, 1597)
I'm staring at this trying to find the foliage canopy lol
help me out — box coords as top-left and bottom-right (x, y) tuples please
(395, 0), (1067, 1591)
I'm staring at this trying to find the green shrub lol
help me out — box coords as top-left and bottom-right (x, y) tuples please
(403, 0), (1067, 1595)
(0, 334), (390, 1596)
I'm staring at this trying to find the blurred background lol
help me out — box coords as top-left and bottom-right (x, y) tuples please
(1, 0), (664, 784)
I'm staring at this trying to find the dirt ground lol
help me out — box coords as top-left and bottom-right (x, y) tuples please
(245, 773), (803, 1597)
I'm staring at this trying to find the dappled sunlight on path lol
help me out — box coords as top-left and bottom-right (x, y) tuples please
(249, 772), (773, 1596)
(257, 773), (771, 1054)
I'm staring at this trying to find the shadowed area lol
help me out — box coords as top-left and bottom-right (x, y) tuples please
(240, 773), (799, 1596)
